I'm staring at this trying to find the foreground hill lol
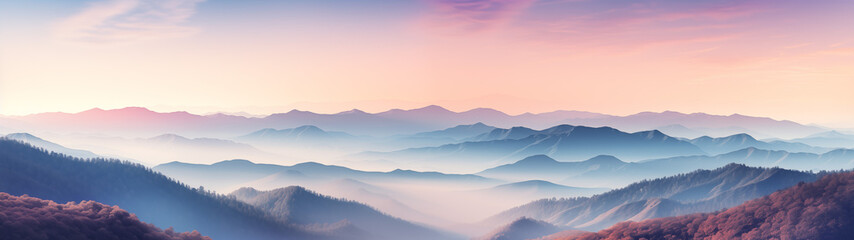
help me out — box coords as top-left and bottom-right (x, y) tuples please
(554, 170), (854, 240)
(483, 164), (820, 231)
(0, 192), (210, 240)
(232, 187), (462, 240)
(0, 139), (348, 240)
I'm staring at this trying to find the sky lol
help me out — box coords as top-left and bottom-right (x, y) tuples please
(0, 0), (853, 127)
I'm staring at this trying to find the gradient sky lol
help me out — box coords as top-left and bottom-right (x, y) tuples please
(1, 0), (853, 126)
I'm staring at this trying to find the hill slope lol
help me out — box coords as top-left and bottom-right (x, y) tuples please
(477, 217), (562, 240)
(557, 170), (854, 240)
(0, 139), (345, 240)
(3, 133), (101, 159)
(0, 192), (210, 240)
(231, 187), (462, 240)
(483, 164), (819, 231)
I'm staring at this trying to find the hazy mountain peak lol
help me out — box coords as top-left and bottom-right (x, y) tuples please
(478, 217), (561, 240)
(717, 133), (757, 143)
(212, 159), (255, 166)
(338, 109), (368, 115)
(293, 125), (324, 132)
(292, 161), (328, 168)
(465, 107), (501, 113)
(807, 130), (854, 139)
(89, 106), (163, 116)
(504, 180), (560, 188)
(516, 155), (559, 165)
(660, 110), (684, 115)
(80, 107), (105, 113)
(635, 129), (670, 140)
(585, 155), (623, 165)
(4, 132), (38, 139)
(285, 109), (310, 114)
(149, 133), (189, 141)
(415, 105), (453, 113)
(390, 169), (414, 174)
(542, 124), (577, 134)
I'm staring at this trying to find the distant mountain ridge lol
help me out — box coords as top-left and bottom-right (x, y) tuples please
(357, 125), (705, 171)
(477, 217), (563, 240)
(565, 111), (826, 139)
(478, 148), (854, 187)
(689, 133), (828, 154)
(239, 125), (355, 141)
(154, 159), (501, 193)
(71, 133), (280, 165)
(790, 130), (854, 149)
(0, 106), (827, 139)
(476, 180), (609, 201)
(477, 155), (628, 184)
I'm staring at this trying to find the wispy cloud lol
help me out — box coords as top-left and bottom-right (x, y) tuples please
(54, 0), (205, 44)
(422, 0), (537, 34)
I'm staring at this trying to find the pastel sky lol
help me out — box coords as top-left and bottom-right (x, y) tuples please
(1, 0), (852, 126)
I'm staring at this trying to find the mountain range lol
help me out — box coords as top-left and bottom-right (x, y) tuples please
(46, 132), (284, 165)
(479, 147), (854, 188)
(0, 106), (828, 139)
(154, 159), (500, 193)
(550, 170), (854, 240)
(477, 217), (563, 240)
(482, 164), (821, 232)
(356, 125), (706, 171)
(789, 130), (854, 149)
(476, 180), (609, 201)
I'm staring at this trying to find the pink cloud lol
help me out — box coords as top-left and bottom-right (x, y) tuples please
(54, 0), (205, 45)
(421, 0), (537, 34)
